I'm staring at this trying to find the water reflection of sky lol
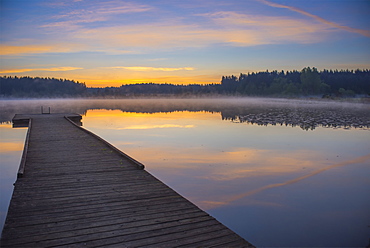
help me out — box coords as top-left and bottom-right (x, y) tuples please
(81, 109), (370, 247)
(0, 106), (369, 247)
(0, 124), (27, 231)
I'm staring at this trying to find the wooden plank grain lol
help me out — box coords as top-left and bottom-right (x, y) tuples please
(6, 196), (197, 227)
(3, 210), (209, 246)
(47, 219), (222, 247)
(3, 195), (186, 220)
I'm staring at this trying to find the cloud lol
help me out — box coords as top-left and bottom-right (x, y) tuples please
(67, 10), (331, 52)
(257, 0), (370, 37)
(3, 1), (351, 58)
(0, 67), (83, 74)
(120, 124), (195, 130)
(3, 3), (338, 58)
(206, 153), (370, 209)
(0, 142), (24, 152)
(46, 1), (151, 28)
(71, 24), (220, 49)
(38, 1), (154, 53)
(92, 3), (151, 15)
(0, 44), (82, 55)
(202, 11), (330, 45)
(195, 149), (316, 181)
(36, 0), (336, 54)
(0, 45), (55, 55)
(110, 66), (195, 72)
(146, 58), (168, 62)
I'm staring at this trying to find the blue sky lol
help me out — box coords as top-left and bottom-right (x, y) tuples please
(1, 0), (369, 87)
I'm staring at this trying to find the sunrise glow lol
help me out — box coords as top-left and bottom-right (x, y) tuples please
(1, 0), (369, 87)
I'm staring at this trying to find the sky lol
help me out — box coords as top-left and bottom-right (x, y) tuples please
(0, 0), (369, 87)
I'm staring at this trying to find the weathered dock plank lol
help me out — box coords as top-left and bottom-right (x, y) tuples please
(1, 114), (254, 247)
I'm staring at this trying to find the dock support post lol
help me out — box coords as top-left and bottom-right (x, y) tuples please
(41, 107), (51, 114)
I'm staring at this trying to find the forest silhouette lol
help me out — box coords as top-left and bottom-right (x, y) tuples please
(0, 67), (369, 98)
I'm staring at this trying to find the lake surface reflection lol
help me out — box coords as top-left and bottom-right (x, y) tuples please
(1, 98), (369, 247)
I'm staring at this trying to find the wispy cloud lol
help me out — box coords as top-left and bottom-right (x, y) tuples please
(202, 11), (330, 45)
(110, 66), (195, 72)
(34, 0), (336, 56)
(92, 3), (151, 15)
(45, 1), (151, 28)
(204, 154), (370, 209)
(0, 45), (55, 55)
(257, 0), (370, 37)
(121, 124), (195, 130)
(68, 9), (332, 51)
(5, 3), (338, 57)
(0, 142), (24, 152)
(0, 67), (83, 74)
(3, 0), (364, 62)
(0, 44), (82, 55)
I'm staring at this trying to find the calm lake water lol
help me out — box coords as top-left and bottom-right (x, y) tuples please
(1, 98), (369, 247)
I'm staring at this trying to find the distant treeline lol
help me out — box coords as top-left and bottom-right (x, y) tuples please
(221, 67), (370, 97)
(91, 83), (218, 97)
(0, 76), (86, 97)
(1, 67), (369, 97)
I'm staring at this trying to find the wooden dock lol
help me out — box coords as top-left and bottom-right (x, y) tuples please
(1, 114), (254, 247)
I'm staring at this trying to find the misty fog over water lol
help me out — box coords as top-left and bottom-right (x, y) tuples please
(1, 98), (369, 129)
(1, 98), (369, 247)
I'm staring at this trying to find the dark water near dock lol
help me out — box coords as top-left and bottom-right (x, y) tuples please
(1, 98), (369, 247)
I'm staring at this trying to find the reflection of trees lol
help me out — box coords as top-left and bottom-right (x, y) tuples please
(222, 108), (369, 130)
(1, 99), (369, 130)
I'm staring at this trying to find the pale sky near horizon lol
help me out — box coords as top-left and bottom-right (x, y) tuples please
(0, 0), (369, 87)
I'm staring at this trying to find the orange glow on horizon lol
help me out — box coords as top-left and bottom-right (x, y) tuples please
(83, 76), (221, 87)
(0, 65), (221, 87)
(85, 109), (220, 120)
(0, 76), (221, 87)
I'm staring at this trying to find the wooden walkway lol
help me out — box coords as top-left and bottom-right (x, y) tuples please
(1, 114), (254, 247)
